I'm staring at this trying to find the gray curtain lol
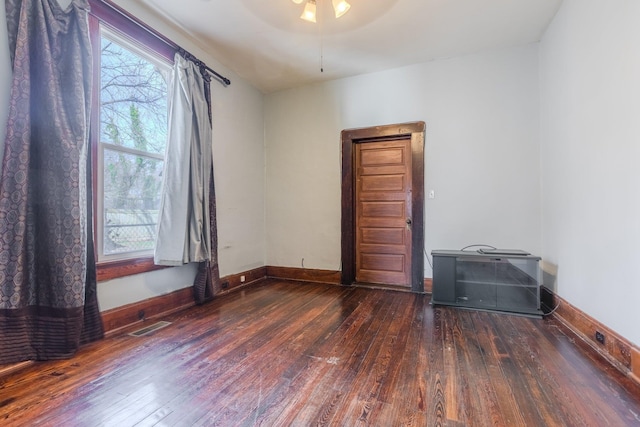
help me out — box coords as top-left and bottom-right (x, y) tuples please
(0, 0), (103, 364)
(154, 51), (220, 304)
(155, 53), (212, 266)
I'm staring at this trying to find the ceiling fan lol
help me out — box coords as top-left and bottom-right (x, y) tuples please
(291, 0), (351, 23)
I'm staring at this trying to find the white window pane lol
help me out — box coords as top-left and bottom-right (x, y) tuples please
(103, 148), (164, 256)
(100, 36), (168, 155)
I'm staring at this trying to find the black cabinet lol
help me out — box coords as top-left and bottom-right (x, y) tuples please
(431, 250), (542, 317)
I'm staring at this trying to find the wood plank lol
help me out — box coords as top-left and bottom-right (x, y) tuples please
(492, 312), (567, 425)
(426, 306), (447, 426)
(469, 311), (527, 426)
(452, 310), (507, 425)
(249, 288), (380, 426)
(373, 296), (428, 425)
(1, 280), (640, 426)
(188, 285), (352, 425)
(233, 287), (359, 426)
(331, 292), (408, 423)
(287, 288), (398, 425)
(508, 313), (639, 425)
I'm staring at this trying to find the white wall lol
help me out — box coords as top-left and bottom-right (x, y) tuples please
(0, 1), (266, 311)
(265, 45), (542, 276)
(539, 0), (640, 345)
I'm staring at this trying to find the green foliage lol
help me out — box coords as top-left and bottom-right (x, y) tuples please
(100, 34), (170, 255)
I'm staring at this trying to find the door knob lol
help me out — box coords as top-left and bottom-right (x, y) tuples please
(406, 218), (412, 225)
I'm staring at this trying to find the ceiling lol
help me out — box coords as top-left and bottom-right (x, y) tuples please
(138, 0), (563, 93)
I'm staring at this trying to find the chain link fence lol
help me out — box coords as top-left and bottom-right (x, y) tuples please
(103, 207), (158, 255)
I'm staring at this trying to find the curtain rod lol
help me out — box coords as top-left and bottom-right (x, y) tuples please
(92, 0), (231, 86)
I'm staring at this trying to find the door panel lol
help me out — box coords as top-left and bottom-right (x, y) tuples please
(360, 201), (405, 219)
(355, 139), (412, 286)
(361, 228), (405, 245)
(360, 146), (404, 165)
(360, 175), (405, 192)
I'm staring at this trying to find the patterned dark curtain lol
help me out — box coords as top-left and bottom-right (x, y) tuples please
(193, 164), (222, 304)
(188, 52), (221, 304)
(0, 0), (103, 364)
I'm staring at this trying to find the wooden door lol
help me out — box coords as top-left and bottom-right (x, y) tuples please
(355, 139), (412, 286)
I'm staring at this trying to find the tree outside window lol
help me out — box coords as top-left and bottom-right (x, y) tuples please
(98, 30), (170, 259)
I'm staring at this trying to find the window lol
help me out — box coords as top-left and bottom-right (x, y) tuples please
(97, 28), (170, 261)
(89, 2), (176, 279)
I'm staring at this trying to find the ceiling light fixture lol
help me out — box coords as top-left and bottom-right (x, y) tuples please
(292, 0), (352, 74)
(300, 0), (317, 23)
(332, 0), (351, 18)
(294, 0), (351, 23)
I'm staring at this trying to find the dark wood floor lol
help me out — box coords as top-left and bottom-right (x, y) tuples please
(1, 279), (640, 426)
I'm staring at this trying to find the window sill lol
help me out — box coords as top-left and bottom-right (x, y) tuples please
(97, 256), (169, 282)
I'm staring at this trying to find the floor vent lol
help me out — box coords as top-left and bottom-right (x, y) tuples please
(129, 321), (172, 337)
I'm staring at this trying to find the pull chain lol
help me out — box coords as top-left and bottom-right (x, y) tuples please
(319, 0), (324, 72)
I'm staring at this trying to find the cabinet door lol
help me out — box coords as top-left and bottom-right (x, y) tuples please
(495, 258), (540, 312)
(455, 257), (497, 308)
(432, 255), (456, 303)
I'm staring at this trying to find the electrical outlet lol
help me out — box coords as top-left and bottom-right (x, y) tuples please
(240, 275), (246, 283)
(595, 331), (605, 345)
(221, 281), (229, 289)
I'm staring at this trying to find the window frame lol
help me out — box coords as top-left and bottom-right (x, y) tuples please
(89, 0), (177, 280)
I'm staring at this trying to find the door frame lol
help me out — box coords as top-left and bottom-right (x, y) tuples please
(341, 122), (426, 293)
